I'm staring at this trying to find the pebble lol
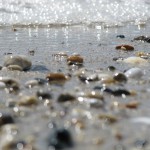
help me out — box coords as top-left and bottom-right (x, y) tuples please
(131, 117), (150, 125)
(67, 55), (84, 65)
(18, 96), (38, 106)
(0, 113), (15, 127)
(113, 72), (127, 83)
(134, 35), (150, 43)
(36, 90), (52, 100)
(98, 114), (118, 123)
(123, 56), (148, 65)
(116, 35), (125, 38)
(78, 74), (98, 83)
(116, 44), (134, 51)
(48, 128), (74, 149)
(134, 139), (148, 148)
(107, 66), (116, 71)
(125, 67), (144, 79)
(25, 79), (40, 88)
(4, 55), (32, 71)
(0, 82), (6, 89)
(57, 93), (76, 102)
(46, 73), (68, 83)
(0, 77), (20, 93)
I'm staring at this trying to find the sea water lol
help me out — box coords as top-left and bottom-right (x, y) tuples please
(0, 0), (150, 26)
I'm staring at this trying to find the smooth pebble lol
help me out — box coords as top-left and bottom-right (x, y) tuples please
(125, 67), (144, 79)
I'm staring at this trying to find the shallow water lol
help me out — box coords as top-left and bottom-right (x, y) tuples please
(0, 0), (150, 26)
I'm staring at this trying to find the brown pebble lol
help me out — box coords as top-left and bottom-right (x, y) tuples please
(98, 114), (118, 123)
(125, 101), (140, 109)
(46, 73), (68, 82)
(116, 44), (134, 51)
(18, 96), (38, 106)
(114, 132), (123, 141)
(67, 55), (83, 63)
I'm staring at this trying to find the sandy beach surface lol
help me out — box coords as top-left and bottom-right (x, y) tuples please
(1, 23), (150, 150)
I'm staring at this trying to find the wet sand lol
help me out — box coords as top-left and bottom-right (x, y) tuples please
(1, 23), (150, 150)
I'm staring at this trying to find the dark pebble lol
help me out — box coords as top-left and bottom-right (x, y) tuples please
(94, 86), (130, 96)
(78, 75), (98, 83)
(48, 128), (74, 150)
(36, 90), (52, 100)
(0, 113), (15, 126)
(112, 89), (130, 96)
(134, 139), (148, 148)
(113, 73), (127, 83)
(107, 66), (116, 71)
(31, 65), (49, 72)
(113, 57), (124, 61)
(134, 36), (150, 43)
(116, 35), (125, 38)
(57, 94), (76, 102)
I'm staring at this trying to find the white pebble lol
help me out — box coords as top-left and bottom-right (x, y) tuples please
(123, 56), (148, 65)
(131, 117), (150, 125)
(125, 67), (144, 79)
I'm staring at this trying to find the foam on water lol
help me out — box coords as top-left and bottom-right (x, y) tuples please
(0, 0), (150, 26)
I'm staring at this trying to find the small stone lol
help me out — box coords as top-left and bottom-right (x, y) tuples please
(123, 57), (148, 65)
(125, 67), (144, 79)
(113, 73), (127, 83)
(0, 82), (6, 89)
(18, 96), (38, 106)
(116, 44), (134, 51)
(112, 89), (130, 96)
(99, 114), (118, 123)
(134, 36), (146, 41)
(48, 128), (74, 149)
(0, 113), (15, 127)
(4, 55), (32, 71)
(107, 66), (116, 71)
(46, 73), (68, 83)
(0, 77), (20, 93)
(25, 80), (39, 88)
(125, 101), (140, 109)
(67, 55), (83, 65)
(78, 74), (98, 83)
(36, 90), (52, 100)
(116, 35), (125, 38)
(58, 94), (76, 102)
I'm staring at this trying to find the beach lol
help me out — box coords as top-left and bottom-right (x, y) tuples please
(0, 23), (150, 150)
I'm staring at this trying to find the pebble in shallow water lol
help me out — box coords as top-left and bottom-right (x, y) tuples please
(123, 56), (148, 65)
(113, 72), (127, 83)
(125, 67), (144, 79)
(4, 55), (32, 71)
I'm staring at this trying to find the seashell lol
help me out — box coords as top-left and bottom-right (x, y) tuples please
(125, 67), (144, 79)
(57, 93), (76, 102)
(4, 55), (32, 71)
(18, 96), (38, 106)
(123, 57), (148, 65)
(116, 44), (134, 51)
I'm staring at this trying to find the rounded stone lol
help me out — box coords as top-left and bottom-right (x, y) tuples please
(125, 67), (144, 79)
(113, 73), (127, 82)
(4, 55), (32, 71)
